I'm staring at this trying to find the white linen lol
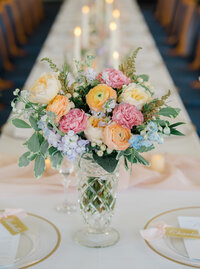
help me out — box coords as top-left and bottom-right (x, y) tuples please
(0, 0), (200, 268)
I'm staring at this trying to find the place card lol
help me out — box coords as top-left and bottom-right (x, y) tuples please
(0, 215), (28, 236)
(0, 222), (20, 265)
(178, 216), (200, 259)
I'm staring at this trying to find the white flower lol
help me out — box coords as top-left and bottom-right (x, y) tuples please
(70, 102), (75, 108)
(73, 92), (79, 98)
(163, 126), (170, 135)
(119, 83), (151, 110)
(21, 90), (29, 99)
(137, 78), (143, 83)
(83, 67), (97, 82)
(66, 93), (72, 98)
(13, 88), (20, 96)
(107, 148), (113, 154)
(100, 144), (106, 151)
(91, 142), (96, 147)
(29, 72), (61, 104)
(84, 116), (104, 145)
(97, 150), (103, 157)
(66, 72), (75, 87)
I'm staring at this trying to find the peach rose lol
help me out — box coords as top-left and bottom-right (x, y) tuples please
(86, 84), (117, 112)
(46, 95), (71, 123)
(103, 122), (131, 151)
(29, 72), (61, 104)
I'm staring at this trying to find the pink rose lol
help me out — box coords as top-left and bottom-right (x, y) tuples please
(59, 109), (87, 133)
(112, 103), (144, 129)
(97, 68), (130, 89)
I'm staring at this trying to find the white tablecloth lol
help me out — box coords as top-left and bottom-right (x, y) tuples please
(0, 0), (200, 268)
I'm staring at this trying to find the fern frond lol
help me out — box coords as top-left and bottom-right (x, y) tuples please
(41, 58), (60, 72)
(119, 47), (142, 79)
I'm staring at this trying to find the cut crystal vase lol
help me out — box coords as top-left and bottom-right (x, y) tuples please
(75, 154), (120, 248)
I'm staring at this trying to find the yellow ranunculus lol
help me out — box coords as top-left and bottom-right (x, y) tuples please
(29, 72), (61, 104)
(119, 83), (151, 110)
(86, 84), (117, 112)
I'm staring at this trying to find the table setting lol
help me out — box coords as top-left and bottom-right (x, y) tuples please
(0, 0), (200, 268)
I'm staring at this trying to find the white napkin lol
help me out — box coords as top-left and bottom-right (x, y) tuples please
(178, 216), (200, 260)
(0, 223), (20, 266)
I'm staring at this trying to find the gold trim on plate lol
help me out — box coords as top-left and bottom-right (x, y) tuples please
(0, 210), (61, 269)
(144, 206), (200, 268)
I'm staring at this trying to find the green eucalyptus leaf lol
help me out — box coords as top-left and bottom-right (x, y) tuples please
(50, 151), (63, 169)
(37, 132), (45, 145)
(159, 107), (181, 118)
(124, 157), (129, 170)
(34, 155), (45, 178)
(137, 145), (155, 153)
(92, 152), (119, 173)
(12, 119), (31, 129)
(40, 140), (49, 155)
(134, 152), (150, 166)
(28, 153), (37, 161)
(18, 152), (31, 167)
(48, 146), (58, 156)
(138, 74), (149, 82)
(27, 133), (40, 153)
(29, 116), (39, 131)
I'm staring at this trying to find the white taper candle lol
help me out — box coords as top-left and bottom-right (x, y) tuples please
(74, 26), (82, 61)
(81, 6), (90, 48)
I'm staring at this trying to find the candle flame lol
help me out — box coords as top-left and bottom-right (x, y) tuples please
(105, 0), (114, 3)
(113, 50), (119, 59)
(74, 26), (82, 36)
(109, 22), (117, 31)
(82, 5), (90, 14)
(113, 9), (120, 18)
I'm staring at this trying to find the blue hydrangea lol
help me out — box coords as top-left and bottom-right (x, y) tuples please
(146, 121), (158, 132)
(58, 131), (89, 161)
(129, 135), (153, 150)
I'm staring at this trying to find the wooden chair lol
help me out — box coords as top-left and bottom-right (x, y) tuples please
(173, 0), (198, 56)
(155, 0), (178, 30)
(0, 3), (26, 57)
(16, 0), (34, 35)
(0, 25), (14, 71)
(2, 0), (27, 45)
(167, 0), (188, 45)
(0, 77), (13, 90)
(167, 0), (199, 57)
(30, 0), (44, 28)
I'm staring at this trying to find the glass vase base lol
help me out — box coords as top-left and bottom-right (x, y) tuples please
(75, 227), (120, 248)
(55, 202), (77, 214)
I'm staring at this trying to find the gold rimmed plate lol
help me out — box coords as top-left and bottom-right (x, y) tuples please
(0, 211), (61, 269)
(144, 207), (200, 268)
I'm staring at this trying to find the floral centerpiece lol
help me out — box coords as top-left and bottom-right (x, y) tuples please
(11, 48), (184, 247)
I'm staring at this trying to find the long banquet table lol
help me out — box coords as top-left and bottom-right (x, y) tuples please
(0, 0), (200, 268)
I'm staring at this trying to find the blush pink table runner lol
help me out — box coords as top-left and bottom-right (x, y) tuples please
(0, 154), (200, 197)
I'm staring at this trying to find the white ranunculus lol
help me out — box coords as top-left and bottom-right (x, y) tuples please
(119, 83), (151, 110)
(29, 72), (61, 104)
(84, 116), (104, 145)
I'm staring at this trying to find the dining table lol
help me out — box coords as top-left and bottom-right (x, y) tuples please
(0, 0), (200, 268)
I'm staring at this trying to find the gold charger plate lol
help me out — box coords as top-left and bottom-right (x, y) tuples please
(0, 211), (61, 269)
(144, 207), (200, 268)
